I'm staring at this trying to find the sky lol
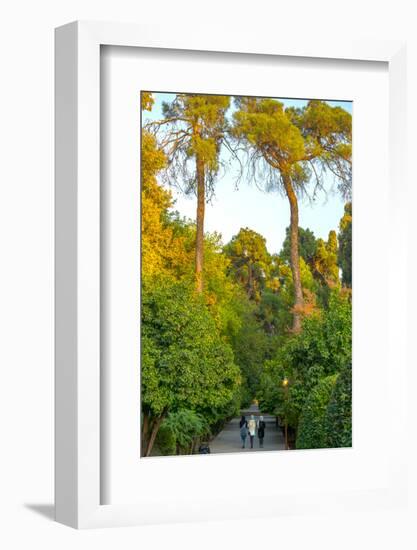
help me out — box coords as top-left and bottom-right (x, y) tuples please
(143, 92), (352, 255)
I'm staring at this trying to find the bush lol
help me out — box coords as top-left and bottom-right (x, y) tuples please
(163, 409), (210, 454)
(296, 374), (338, 449)
(155, 423), (177, 455)
(325, 363), (352, 448)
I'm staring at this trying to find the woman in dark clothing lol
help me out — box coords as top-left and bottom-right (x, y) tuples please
(257, 416), (266, 448)
(239, 415), (248, 448)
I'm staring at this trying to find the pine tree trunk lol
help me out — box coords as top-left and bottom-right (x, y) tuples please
(282, 174), (303, 332)
(195, 155), (205, 293)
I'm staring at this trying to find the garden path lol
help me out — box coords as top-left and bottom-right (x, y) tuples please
(209, 404), (285, 454)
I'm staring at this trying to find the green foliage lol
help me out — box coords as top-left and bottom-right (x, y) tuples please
(313, 230), (339, 287)
(198, 387), (242, 432)
(224, 227), (271, 301)
(232, 98), (352, 196)
(233, 98), (307, 179)
(338, 202), (352, 287)
(258, 360), (304, 429)
(257, 289), (286, 335)
(155, 421), (177, 455)
(258, 289), (352, 431)
(141, 277), (241, 418)
(201, 231), (246, 338)
(281, 226), (317, 267)
(267, 256), (319, 331)
(152, 93), (231, 197)
(232, 98), (351, 330)
(296, 374), (338, 449)
(158, 409), (210, 455)
(228, 297), (274, 401)
(325, 363), (352, 447)
(291, 100), (352, 198)
(147, 93), (232, 294)
(281, 290), (351, 382)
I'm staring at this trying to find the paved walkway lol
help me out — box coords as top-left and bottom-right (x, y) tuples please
(210, 404), (286, 454)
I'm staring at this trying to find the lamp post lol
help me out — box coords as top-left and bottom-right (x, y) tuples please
(282, 377), (289, 450)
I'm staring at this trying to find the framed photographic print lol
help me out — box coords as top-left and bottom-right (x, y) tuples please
(55, 21), (408, 528)
(138, 89), (353, 459)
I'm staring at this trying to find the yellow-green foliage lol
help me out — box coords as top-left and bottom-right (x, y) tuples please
(224, 227), (272, 302)
(141, 130), (193, 281)
(158, 94), (231, 188)
(296, 374), (338, 449)
(141, 91), (154, 111)
(313, 230), (340, 286)
(233, 98), (307, 172)
(233, 97), (351, 192)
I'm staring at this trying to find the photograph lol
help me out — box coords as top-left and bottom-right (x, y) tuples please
(140, 91), (352, 457)
(1, 1), (411, 543)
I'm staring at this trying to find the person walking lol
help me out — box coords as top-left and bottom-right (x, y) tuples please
(257, 416), (266, 448)
(247, 415), (256, 449)
(239, 415), (248, 449)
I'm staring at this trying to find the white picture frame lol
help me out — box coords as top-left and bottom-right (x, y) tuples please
(55, 20), (407, 529)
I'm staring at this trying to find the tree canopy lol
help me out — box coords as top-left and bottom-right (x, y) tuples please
(146, 94), (231, 292)
(338, 202), (352, 287)
(281, 226), (317, 267)
(232, 97), (351, 331)
(142, 278), (241, 455)
(224, 227), (271, 301)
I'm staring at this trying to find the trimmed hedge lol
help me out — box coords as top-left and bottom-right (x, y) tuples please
(325, 363), (352, 448)
(296, 374), (338, 449)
